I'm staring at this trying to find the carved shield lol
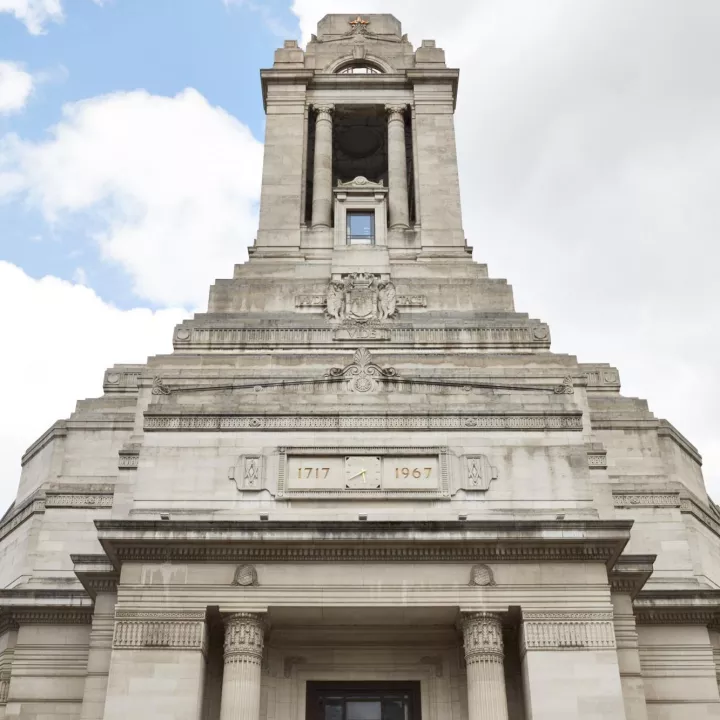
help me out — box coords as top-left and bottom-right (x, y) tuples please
(347, 287), (377, 320)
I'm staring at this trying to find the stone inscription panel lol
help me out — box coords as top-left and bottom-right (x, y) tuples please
(287, 455), (440, 491)
(279, 447), (449, 499)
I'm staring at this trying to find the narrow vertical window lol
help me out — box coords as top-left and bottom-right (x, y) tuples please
(346, 211), (375, 244)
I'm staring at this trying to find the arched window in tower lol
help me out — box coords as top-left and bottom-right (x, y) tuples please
(337, 63), (383, 75)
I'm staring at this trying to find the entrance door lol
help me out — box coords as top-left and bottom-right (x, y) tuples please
(306, 682), (421, 720)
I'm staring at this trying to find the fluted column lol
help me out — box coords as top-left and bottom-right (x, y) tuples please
(462, 612), (509, 720)
(386, 104), (410, 229)
(219, 613), (265, 720)
(311, 104), (334, 228)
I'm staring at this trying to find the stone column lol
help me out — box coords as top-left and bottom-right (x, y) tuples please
(386, 104), (410, 229)
(462, 612), (509, 720)
(219, 613), (265, 720)
(311, 105), (334, 229)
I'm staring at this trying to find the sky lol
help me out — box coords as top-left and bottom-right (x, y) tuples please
(0, 0), (718, 513)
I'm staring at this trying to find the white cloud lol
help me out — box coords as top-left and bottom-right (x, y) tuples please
(290, 1), (720, 496)
(0, 88), (264, 307)
(0, 261), (186, 513)
(0, 0), (104, 34)
(0, 0), (63, 34)
(0, 62), (33, 114)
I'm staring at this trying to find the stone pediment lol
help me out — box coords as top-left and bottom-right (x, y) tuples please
(335, 176), (386, 190)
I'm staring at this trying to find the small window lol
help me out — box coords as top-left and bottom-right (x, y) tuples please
(346, 212), (375, 245)
(338, 63), (382, 74)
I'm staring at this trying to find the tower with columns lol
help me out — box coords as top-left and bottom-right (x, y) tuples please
(0, 13), (719, 720)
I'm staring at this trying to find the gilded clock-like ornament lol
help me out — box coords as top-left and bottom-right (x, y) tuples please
(344, 456), (381, 489)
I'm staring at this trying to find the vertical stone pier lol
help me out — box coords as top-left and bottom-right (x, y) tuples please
(219, 613), (265, 720)
(462, 612), (510, 720)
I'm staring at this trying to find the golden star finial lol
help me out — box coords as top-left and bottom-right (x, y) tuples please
(349, 16), (369, 28)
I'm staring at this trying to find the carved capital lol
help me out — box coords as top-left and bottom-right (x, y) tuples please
(224, 613), (265, 665)
(313, 104), (334, 119)
(461, 612), (504, 664)
(385, 104), (407, 120)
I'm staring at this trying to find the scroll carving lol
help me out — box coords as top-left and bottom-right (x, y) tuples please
(325, 347), (397, 393)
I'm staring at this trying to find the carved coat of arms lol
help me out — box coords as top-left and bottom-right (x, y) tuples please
(325, 273), (397, 322)
(344, 273), (376, 321)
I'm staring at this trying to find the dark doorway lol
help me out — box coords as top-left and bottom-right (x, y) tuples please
(306, 681), (422, 720)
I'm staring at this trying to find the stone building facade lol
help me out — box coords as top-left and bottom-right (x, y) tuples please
(0, 13), (719, 720)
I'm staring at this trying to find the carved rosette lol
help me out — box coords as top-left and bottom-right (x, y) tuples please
(462, 612), (504, 665)
(223, 613), (265, 666)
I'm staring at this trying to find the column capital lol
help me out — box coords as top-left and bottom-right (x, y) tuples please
(313, 104), (335, 117)
(461, 612), (504, 663)
(223, 612), (265, 664)
(385, 104), (408, 118)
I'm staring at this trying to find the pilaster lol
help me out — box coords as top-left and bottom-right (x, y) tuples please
(520, 611), (627, 719)
(102, 610), (207, 720)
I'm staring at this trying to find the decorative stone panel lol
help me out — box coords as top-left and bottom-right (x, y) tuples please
(145, 412), (583, 432)
(613, 492), (681, 508)
(113, 611), (207, 650)
(45, 484), (114, 509)
(103, 366), (144, 394)
(462, 455), (498, 491)
(118, 444), (140, 470)
(170, 324), (551, 350)
(276, 446), (450, 499)
(521, 612), (616, 651)
(229, 456), (265, 491)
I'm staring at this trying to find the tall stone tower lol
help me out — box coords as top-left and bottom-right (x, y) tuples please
(0, 14), (718, 720)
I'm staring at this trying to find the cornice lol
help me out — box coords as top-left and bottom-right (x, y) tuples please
(94, 519), (631, 570)
(657, 420), (702, 464)
(608, 554), (656, 599)
(633, 590), (720, 625)
(72, 553), (118, 599)
(0, 493), (45, 542)
(0, 589), (93, 626)
(20, 421), (67, 466)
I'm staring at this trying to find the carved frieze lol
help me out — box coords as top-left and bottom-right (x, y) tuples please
(118, 444), (140, 470)
(113, 611), (206, 650)
(521, 612), (616, 651)
(613, 493), (681, 508)
(587, 451), (608, 469)
(45, 485), (114, 510)
(146, 413), (583, 432)
(171, 324), (551, 350)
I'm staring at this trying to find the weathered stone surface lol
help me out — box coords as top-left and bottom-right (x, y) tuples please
(0, 12), (717, 720)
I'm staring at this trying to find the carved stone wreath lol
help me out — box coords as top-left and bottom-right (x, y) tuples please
(326, 348), (397, 393)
